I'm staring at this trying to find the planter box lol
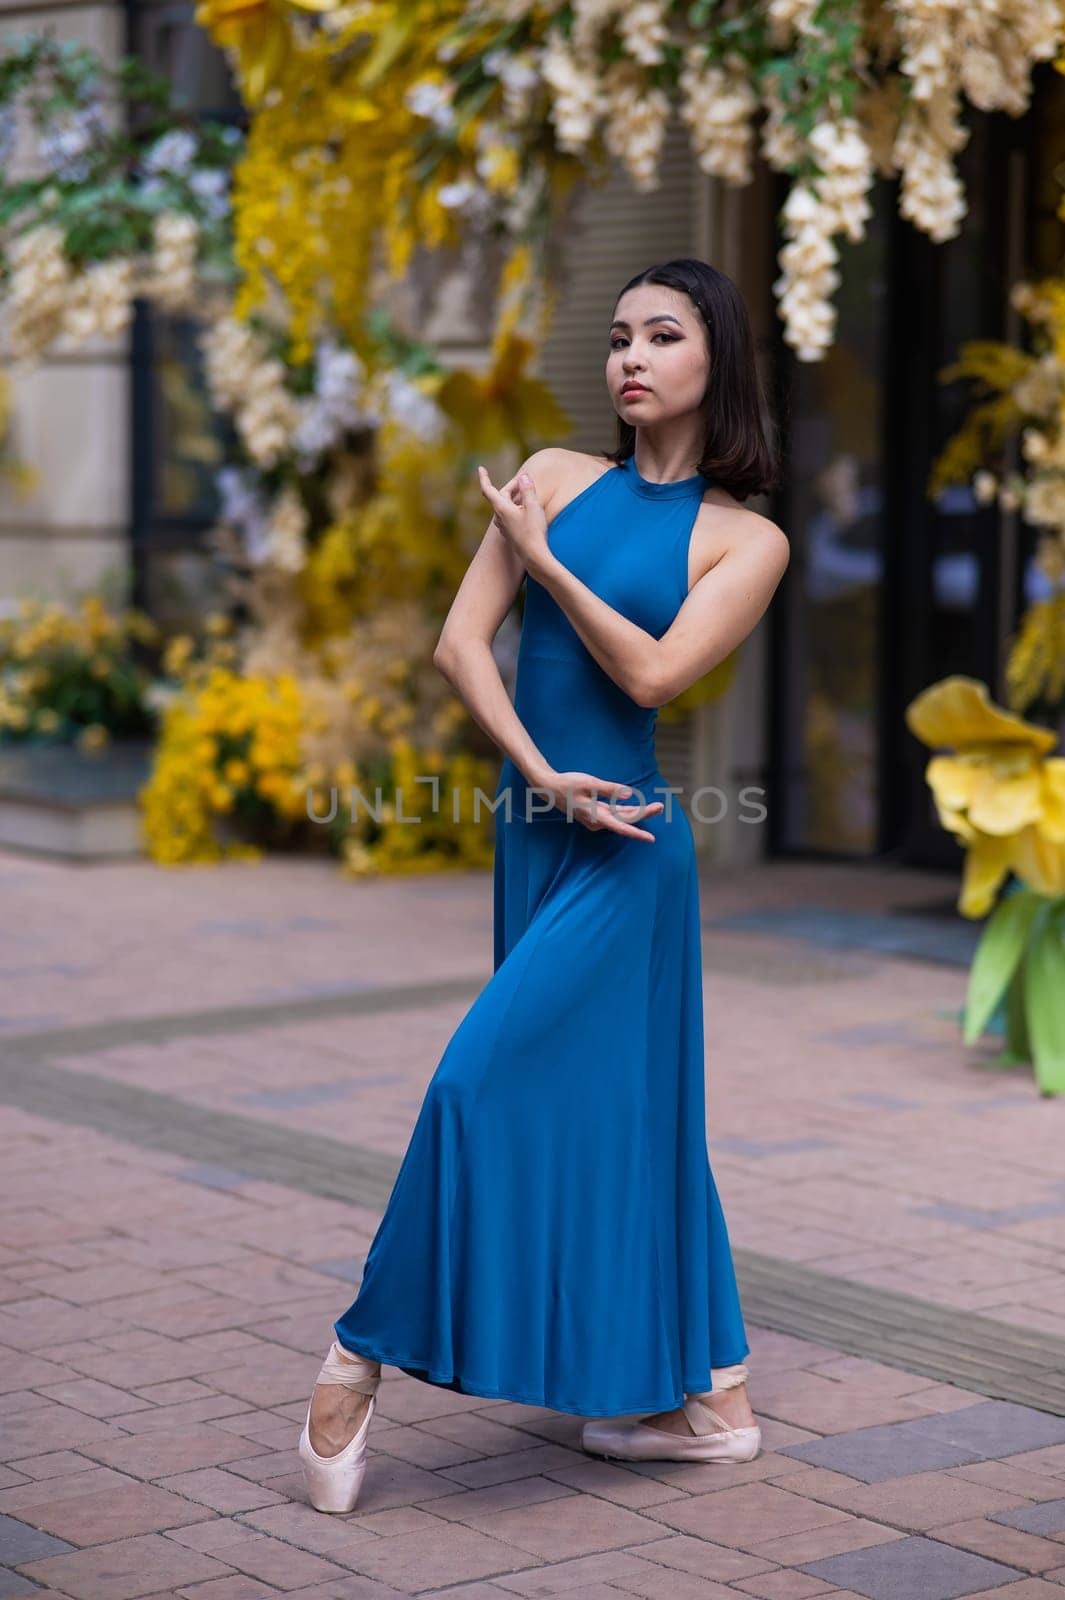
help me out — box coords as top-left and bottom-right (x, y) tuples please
(0, 739), (153, 860)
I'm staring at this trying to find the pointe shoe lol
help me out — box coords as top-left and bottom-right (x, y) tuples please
(298, 1340), (381, 1513)
(581, 1363), (761, 1464)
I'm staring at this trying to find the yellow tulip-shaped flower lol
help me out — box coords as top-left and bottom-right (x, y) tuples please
(194, 0), (340, 104)
(906, 676), (1062, 916)
(435, 331), (573, 456)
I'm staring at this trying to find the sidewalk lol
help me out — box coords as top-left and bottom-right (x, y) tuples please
(2, 847), (1065, 1599)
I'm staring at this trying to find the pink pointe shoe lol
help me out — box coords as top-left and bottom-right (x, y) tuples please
(298, 1341), (381, 1512)
(581, 1362), (761, 1463)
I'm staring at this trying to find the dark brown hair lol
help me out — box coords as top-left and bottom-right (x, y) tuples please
(603, 257), (780, 502)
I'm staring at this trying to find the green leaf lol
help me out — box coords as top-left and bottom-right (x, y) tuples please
(1024, 908), (1065, 1095)
(963, 887), (1043, 1044)
(1004, 963), (1030, 1062)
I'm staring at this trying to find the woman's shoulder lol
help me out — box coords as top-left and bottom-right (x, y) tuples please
(522, 447), (614, 514)
(690, 488), (790, 585)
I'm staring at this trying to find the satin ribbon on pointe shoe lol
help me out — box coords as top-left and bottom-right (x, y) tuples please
(682, 1360), (750, 1436)
(579, 1361), (761, 1464)
(313, 1341), (382, 1396)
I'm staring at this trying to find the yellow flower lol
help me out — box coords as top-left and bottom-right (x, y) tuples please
(906, 675), (1063, 915)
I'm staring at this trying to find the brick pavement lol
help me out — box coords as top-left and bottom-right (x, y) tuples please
(1, 848), (1065, 1598)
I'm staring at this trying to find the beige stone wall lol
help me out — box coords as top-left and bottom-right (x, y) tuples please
(697, 163), (778, 869)
(0, 2), (131, 610)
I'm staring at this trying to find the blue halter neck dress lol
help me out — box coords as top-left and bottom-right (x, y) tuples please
(334, 452), (751, 1417)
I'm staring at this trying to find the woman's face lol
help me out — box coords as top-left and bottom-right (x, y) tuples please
(606, 284), (710, 425)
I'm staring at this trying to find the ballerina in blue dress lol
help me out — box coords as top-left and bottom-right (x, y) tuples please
(299, 257), (789, 1513)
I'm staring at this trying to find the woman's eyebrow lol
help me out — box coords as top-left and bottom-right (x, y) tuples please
(609, 313), (685, 332)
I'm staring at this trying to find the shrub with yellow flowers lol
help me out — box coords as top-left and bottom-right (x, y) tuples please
(140, 601), (499, 872)
(906, 675), (1065, 1095)
(0, 595), (161, 752)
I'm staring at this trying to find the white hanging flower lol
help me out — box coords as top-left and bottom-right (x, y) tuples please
(266, 486), (309, 573)
(436, 177), (495, 224)
(149, 211), (201, 310)
(39, 102), (105, 182)
(405, 78), (457, 133)
(540, 29), (606, 156)
(618, 0), (671, 67)
(188, 167), (230, 222)
(62, 258), (136, 342)
(377, 371), (447, 444)
(1025, 474), (1065, 531)
(142, 128), (199, 176)
(7, 225), (73, 360)
(200, 315), (299, 470)
(570, 0), (626, 54)
(481, 48), (540, 123)
(760, 76), (806, 172)
(807, 117), (874, 242)
(972, 470), (998, 504)
(1014, 352), (1065, 416)
(1022, 427), (1049, 463)
(216, 465), (271, 564)
(678, 50), (758, 185)
(602, 68), (671, 191)
(774, 182), (842, 362)
(291, 339), (375, 464)
(500, 166), (546, 234)
(893, 101), (968, 242)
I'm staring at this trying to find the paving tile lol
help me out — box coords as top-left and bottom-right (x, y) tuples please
(2, 1481), (215, 1545)
(961, 1583), (1065, 1597)
(155, 1468), (287, 1515)
(775, 1420), (987, 1483)
(491, 1549), (698, 1593)
(2, 1400), (123, 1461)
(79, 1425), (264, 1480)
(989, 1499), (1065, 1536)
(908, 1405), (1065, 1460)
(797, 1533), (1023, 1599)
(0, 1511), (76, 1565)
(767, 1464), (1033, 1531)
(0, 1572), (44, 1598)
(35, 1378), (156, 1419)
(646, 1482), (850, 1551)
(236, 1501), (381, 1558)
(172, 1529), (354, 1591)
(952, 1462), (1065, 1500)
(17, 1532), (234, 1598)
(749, 1519), (904, 1565)
(176, 1580), (278, 1600)
(729, 1572), (840, 1598)
(930, 1517), (1065, 1573)
(277, 1519), (543, 1592)
(602, 1563), (738, 1599)
(541, 1461), (686, 1509)
(614, 1533), (773, 1584)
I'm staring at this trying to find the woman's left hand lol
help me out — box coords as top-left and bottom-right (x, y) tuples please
(477, 464), (549, 574)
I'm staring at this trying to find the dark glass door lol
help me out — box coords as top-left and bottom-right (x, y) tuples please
(769, 89), (1045, 865)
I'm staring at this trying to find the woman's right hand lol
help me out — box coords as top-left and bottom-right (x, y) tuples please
(527, 769), (664, 840)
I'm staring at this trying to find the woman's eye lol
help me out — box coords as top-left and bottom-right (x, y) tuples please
(609, 333), (676, 349)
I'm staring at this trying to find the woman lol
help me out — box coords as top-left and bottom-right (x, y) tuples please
(299, 257), (789, 1514)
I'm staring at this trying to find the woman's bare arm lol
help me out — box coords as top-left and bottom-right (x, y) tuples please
(433, 455), (558, 789)
(525, 503), (790, 708)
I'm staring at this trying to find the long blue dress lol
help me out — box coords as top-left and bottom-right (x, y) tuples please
(334, 453), (750, 1418)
